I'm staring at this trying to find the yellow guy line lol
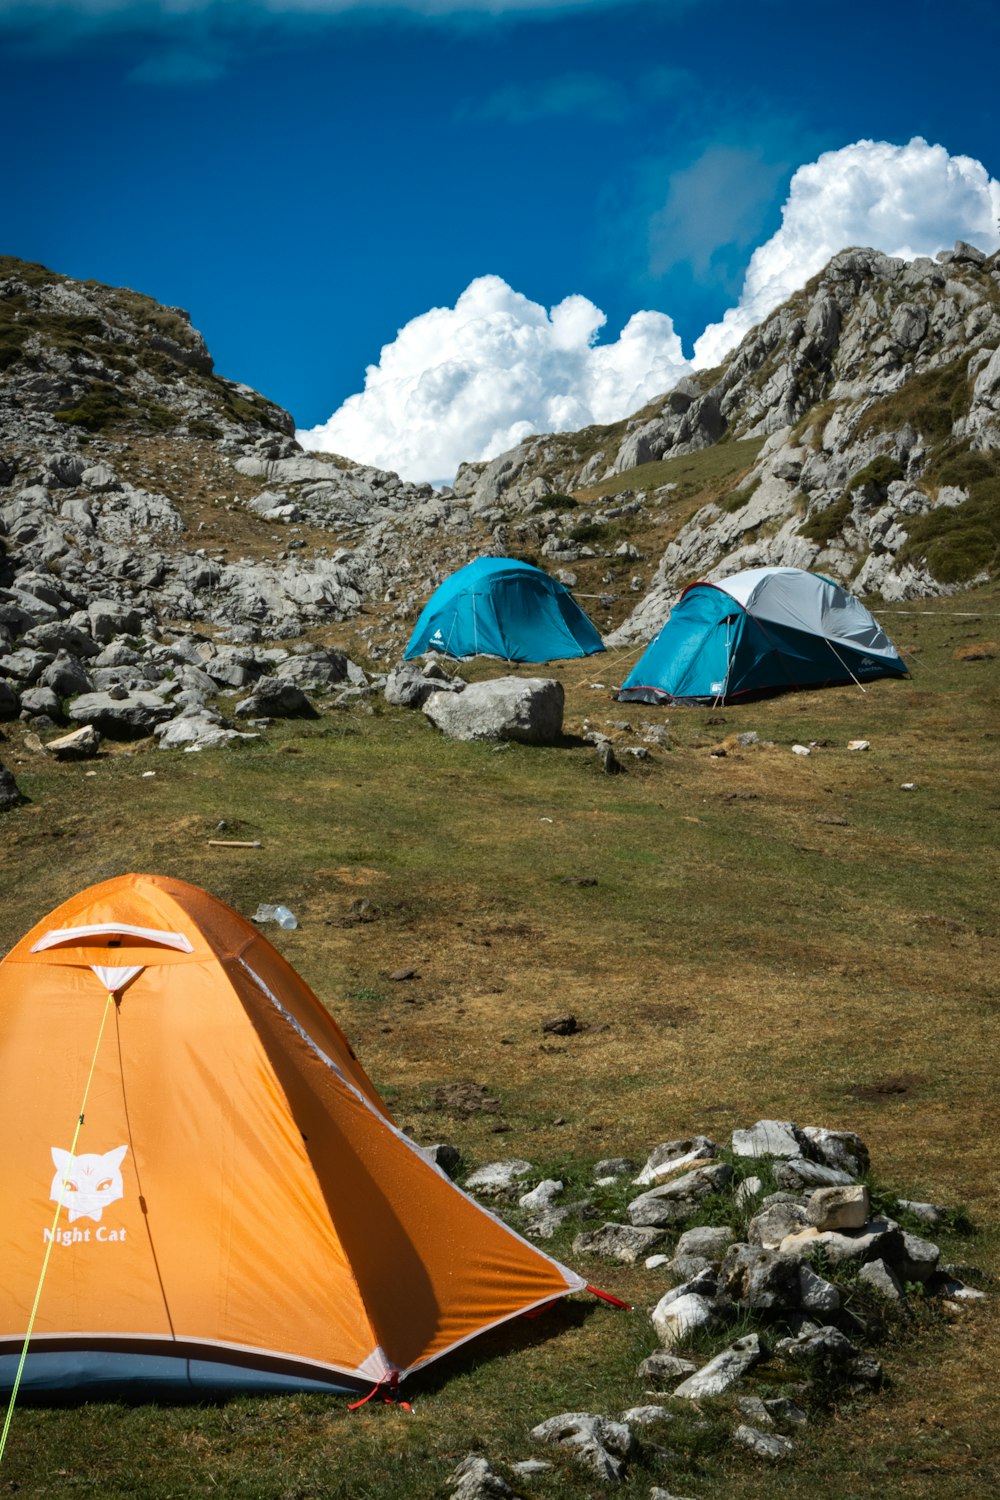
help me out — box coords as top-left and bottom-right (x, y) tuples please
(0, 992), (116, 1465)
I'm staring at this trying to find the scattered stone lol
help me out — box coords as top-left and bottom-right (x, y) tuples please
(68, 689), (174, 738)
(644, 1253), (670, 1270)
(651, 1291), (717, 1348)
(734, 1175), (764, 1209)
(530, 1411), (638, 1485)
(424, 1143), (460, 1176)
(541, 1013), (578, 1036)
(773, 1157), (856, 1191)
(858, 1258), (905, 1300)
(670, 1225), (734, 1278)
(778, 1324), (857, 1374)
(518, 1179), (563, 1212)
(636, 1350), (698, 1386)
(633, 1136), (718, 1187)
(737, 1395), (774, 1426)
(748, 1199), (811, 1249)
(509, 1459), (552, 1478)
(798, 1263), (841, 1316)
(847, 739), (870, 751)
(672, 1333), (765, 1399)
(731, 1120), (809, 1160)
(896, 1199), (949, 1226)
(0, 761), (27, 811)
(594, 1157), (633, 1180)
(464, 1160), (532, 1196)
(447, 1454), (515, 1500)
(719, 1244), (802, 1310)
(627, 1163), (734, 1227)
(234, 678), (315, 718)
(897, 1231), (941, 1282)
(806, 1184), (870, 1231)
(733, 1424), (794, 1460)
(45, 724), (101, 759)
(573, 1223), (667, 1264)
(801, 1127), (870, 1177)
(763, 1397), (808, 1427)
(791, 744), (811, 756)
(620, 1404), (673, 1429)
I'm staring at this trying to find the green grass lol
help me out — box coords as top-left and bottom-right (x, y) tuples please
(0, 592), (997, 1497)
(580, 436), (766, 505)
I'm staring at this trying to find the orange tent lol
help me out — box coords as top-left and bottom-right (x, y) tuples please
(0, 875), (585, 1396)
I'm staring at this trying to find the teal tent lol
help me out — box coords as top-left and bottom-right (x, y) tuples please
(404, 557), (605, 663)
(619, 567), (907, 705)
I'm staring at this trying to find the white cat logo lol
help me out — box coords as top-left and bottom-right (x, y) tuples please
(50, 1145), (127, 1223)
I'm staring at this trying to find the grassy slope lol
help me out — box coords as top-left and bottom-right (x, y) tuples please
(0, 590), (998, 1497)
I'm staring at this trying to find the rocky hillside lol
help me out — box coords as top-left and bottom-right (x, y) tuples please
(3, 243), (999, 698)
(0, 255), (499, 657)
(452, 242), (1000, 640)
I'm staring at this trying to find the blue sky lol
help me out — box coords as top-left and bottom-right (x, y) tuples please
(4, 1), (1000, 479)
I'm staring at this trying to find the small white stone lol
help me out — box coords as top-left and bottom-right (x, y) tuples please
(644, 1254), (670, 1270)
(791, 743), (811, 756)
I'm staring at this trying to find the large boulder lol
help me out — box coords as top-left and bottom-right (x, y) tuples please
(68, 690), (174, 738)
(422, 677), (564, 745)
(234, 678), (316, 719)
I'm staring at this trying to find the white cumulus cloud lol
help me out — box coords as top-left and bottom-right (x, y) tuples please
(297, 275), (690, 482)
(302, 137), (1000, 483)
(693, 136), (1000, 368)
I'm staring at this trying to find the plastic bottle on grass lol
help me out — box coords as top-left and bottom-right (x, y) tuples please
(273, 905), (298, 930)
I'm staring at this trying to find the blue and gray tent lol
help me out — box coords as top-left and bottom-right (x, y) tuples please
(404, 557), (605, 663)
(618, 567), (907, 705)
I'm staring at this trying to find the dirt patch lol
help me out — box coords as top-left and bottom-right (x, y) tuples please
(432, 1081), (502, 1116)
(847, 1073), (927, 1102)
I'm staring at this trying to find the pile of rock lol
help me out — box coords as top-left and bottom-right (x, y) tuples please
(449, 1118), (986, 1492)
(0, 585), (377, 776)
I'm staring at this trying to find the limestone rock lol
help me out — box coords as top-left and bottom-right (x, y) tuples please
(858, 1258), (905, 1300)
(633, 1136), (718, 1187)
(773, 1157), (856, 1191)
(234, 678), (315, 719)
(731, 1120), (810, 1160)
(719, 1244), (802, 1310)
(530, 1411), (637, 1485)
(423, 677), (564, 745)
(627, 1163), (734, 1227)
(464, 1160), (532, 1197)
(650, 1291), (717, 1348)
(733, 1424), (794, 1460)
(518, 1178), (563, 1212)
(636, 1350), (697, 1386)
(806, 1184), (870, 1231)
(749, 1199), (811, 1248)
(572, 1222), (667, 1264)
(670, 1225), (734, 1278)
(68, 689), (174, 738)
(45, 724), (101, 759)
(672, 1333), (765, 1399)
(447, 1454), (515, 1500)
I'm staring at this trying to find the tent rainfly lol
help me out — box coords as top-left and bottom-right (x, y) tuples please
(0, 875), (591, 1398)
(618, 567), (908, 705)
(404, 556), (605, 663)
